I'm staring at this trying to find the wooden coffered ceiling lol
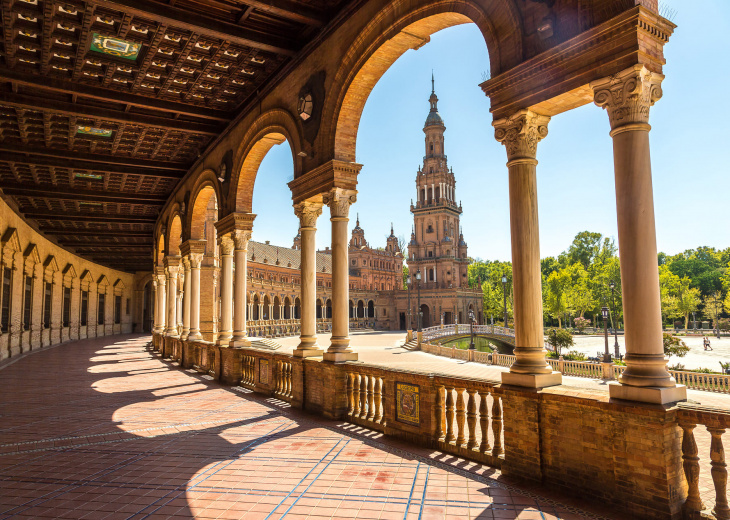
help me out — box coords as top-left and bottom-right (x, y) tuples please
(0, 0), (349, 272)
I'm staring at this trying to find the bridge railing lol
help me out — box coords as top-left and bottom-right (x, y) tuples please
(422, 324), (516, 344)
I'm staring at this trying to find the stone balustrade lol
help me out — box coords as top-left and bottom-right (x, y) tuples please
(677, 404), (730, 520)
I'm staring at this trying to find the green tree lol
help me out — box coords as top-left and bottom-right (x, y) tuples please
(703, 291), (724, 326)
(545, 269), (570, 327)
(675, 277), (701, 331)
(658, 265), (680, 324)
(402, 265), (409, 290)
(567, 231), (603, 268)
(564, 263), (594, 318)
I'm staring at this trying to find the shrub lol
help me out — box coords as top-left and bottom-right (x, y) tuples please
(573, 317), (591, 333)
(563, 350), (587, 361)
(546, 328), (574, 356)
(663, 333), (690, 359)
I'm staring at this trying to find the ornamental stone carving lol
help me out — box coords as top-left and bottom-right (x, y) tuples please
(323, 188), (357, 219)
(294, 201), (323, 229)
(493, 110), (550, 161)
(591, 65), (664, 130)
(218, 235), (235, 256)
(232, 230), (252, 250)
(189, 253), (204, 269)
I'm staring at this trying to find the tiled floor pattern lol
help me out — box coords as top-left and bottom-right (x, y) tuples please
(0, 335), (623, 520)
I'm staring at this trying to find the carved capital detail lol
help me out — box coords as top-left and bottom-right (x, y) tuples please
(493, 109), (550, 161)
(232, 229), (252, 251)
(591, 65), (664, 130)
(218, 235), (235, 256)
(189, 253), (204, 269)
(294, 200), (323, 229)
(323, 188), (357, 219)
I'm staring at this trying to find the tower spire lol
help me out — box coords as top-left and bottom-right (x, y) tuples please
(431, 71), (434, 94)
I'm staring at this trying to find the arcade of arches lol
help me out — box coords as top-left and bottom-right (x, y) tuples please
(1, 1), (720, 519)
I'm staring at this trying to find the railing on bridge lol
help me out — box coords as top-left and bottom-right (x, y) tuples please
(421, 323), (515, 344)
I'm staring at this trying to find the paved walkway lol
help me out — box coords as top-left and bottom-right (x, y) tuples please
(0, 334), (622, 520)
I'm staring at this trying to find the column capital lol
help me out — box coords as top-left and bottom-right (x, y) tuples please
(323, 188), (357, 219)
(218, 235), (235, 256)
(189, 252), (204, 269)
(181, 256), (191, 270)
(294, 200), (323, 230)
(232, 229), (252, 250)
(493, 109), (550, 162)
(591, 64), (664, 132)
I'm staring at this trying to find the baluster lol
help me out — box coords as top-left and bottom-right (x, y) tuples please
(680, 422), (704, 514)
(480, 390), (490, 453)
(445, 387), (455, 443)
(286, 363), (292, 396)
(466, 389), (477, 450)
(347, 373), (355, 415)
(709, 427), (730, 519)
(359, 374), (368, 419)
(492, 396), (503, 456)
(435, 386), (444, 440)
(455, 388), (466, 447)
(373, 377), (383, 423)
(274, 361), (281, 393)
(353, 374), (361, 417)
(367, 375), (376, 421)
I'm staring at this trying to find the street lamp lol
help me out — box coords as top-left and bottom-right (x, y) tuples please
(416, 269), (422, 332)
(609, 281), (620, 358)
(468, 309), (476, 350)
(501, 275), (508, 328)
(692, 311), (697, 333)
(406, 275), (412, 330)
(602, 306), (611, 363)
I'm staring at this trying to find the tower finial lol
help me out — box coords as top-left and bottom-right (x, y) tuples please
(390, 222), (394, 235)
(356, 213), (359, 226)
(431, 71), (434, 94)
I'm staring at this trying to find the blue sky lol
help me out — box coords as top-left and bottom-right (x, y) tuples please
(252, 2), (729, 261)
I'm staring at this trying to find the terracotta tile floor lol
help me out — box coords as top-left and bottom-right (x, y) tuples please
(1, 335), (624, 519)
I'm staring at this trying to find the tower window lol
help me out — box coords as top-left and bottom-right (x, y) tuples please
(430, 143), (433, 151)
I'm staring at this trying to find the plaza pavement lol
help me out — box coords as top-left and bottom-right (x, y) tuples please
(0, 334), (624, 520)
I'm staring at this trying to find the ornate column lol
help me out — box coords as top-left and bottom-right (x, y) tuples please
(591, 64), (685, 403)
(181, 257), (191, 340)
(163, 260), (179, 336)
(324, 188), (358, 362)
(216, 235), (234, 346)
(494, 109), (560, 388)
(187, 253), (203, 341)
(232, 230), (252, 347)
(293, 201), (324, 357)
(152, 276), (161, 333)
(176, 271), (184, 334)
(154, 267), (167, 334)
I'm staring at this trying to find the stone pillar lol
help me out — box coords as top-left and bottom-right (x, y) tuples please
(152, 279), (160, 333)
(155, 268), (166, 334)
(494, 110), (561, 388)
(216, 235), (234, 346)
(176, 272), (184, 334)
(188, 253), (203, 341)
(164, 258), (180, 337)
(181, 257), (191, 340)
(591, 65), (686, 403)
(324, 188), (358, 362)
(293, 201), (324, 357)
(232, 230), (252, 347)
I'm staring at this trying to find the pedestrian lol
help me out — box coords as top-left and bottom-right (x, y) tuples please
(703, 336), (708, 351)
(707, 337), (714, 351)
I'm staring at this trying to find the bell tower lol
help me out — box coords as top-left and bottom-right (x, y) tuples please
(407, 75), (468, 288)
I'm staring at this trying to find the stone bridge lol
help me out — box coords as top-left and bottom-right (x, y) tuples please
(420, 324), (516, 351)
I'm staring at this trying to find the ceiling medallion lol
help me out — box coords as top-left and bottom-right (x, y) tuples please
(90, 33), (141, 60)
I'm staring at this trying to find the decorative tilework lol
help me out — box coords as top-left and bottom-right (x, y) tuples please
(396, 381), (420, 426)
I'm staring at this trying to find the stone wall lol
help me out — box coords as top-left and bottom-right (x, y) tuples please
(0, 197), (137, 361)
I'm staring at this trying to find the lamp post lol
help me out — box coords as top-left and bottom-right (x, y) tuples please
(416, 269), (422, 332)
(609, 281), (620, 358)
(602, 306), (611, 363)
(406, 275), (412, 330)
(692, 311), (697, 333)
(468, 309), (476, 350)
(501, 275), (508, 328)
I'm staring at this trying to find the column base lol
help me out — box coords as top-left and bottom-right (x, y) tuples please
(231, 338), (251, 348)
(609, 382), (687, 404)
(501, 371), (562, 389)
(187, 332), (203, 342)
(215, 336), (232, 347)
(323, 351), (358, 363)
(293, 347), (324, 358)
